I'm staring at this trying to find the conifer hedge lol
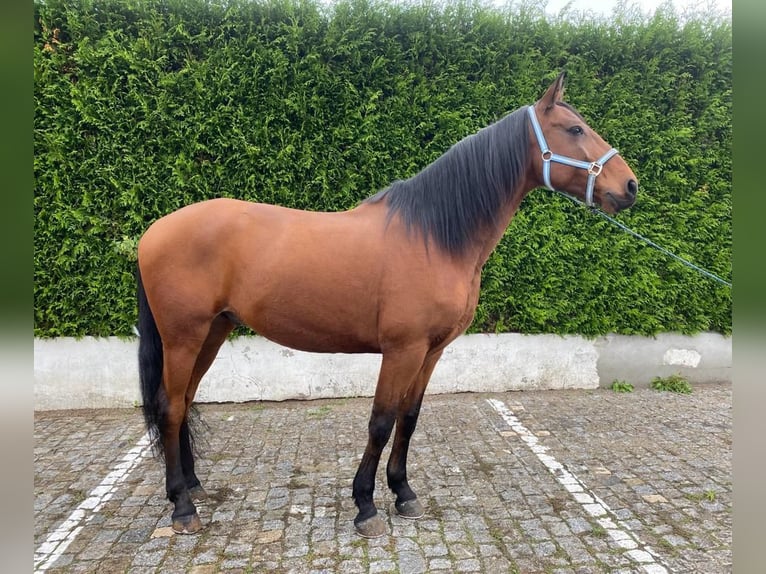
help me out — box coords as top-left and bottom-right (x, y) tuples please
(34, 0), (731, 337)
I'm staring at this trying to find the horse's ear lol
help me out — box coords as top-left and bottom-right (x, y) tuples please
(539, 71), (566, 112)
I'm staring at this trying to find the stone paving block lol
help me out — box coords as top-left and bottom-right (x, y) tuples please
(35, 385), (731, 573)
(454, 557), (482, 572)
(368, 560), (396, 573)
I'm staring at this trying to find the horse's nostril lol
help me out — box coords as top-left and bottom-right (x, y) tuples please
(627, 179), (638, 198)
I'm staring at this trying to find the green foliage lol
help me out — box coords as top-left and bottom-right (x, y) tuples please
(34, 0), (731, 337)
(684, 489), (717, 503)
(651, 374), (693, 394)
(610, 380), (634, 393)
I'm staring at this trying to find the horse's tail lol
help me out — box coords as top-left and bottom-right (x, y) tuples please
(137, 265), (166, 458)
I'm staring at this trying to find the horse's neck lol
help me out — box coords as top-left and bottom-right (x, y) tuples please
(468, 182), (534, 272)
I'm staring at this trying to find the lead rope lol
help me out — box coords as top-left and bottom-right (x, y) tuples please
(553, 191), (732, 288)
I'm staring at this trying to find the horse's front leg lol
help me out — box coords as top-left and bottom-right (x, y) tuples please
(352, 405), (397, 537)
(386, 399), (426, 519)
(386, 349), (443, 520)
(352, 347), (427, 538)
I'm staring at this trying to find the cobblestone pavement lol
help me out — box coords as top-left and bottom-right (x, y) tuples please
(34, 384), (731, 573)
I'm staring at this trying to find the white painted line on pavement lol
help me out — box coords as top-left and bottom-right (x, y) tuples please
(34, 432), (152, 572)
(486, 398), (669, 574)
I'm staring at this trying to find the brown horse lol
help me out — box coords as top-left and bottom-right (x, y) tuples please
(137, 72), (637, 538)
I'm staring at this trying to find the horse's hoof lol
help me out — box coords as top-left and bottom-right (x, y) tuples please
(354, 514), (388, 538)
(189, 485), (208, 502)
(395, 498), (425, 520)
(171, 513), (203, 535)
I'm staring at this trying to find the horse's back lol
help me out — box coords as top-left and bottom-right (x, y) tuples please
(139, 197), (377, 270)
(138, 198), (390, 351)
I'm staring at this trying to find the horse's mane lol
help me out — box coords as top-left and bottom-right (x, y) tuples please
(365, 106), (530, 255)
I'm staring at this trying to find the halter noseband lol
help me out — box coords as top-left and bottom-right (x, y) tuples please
(526, 105), (620, 207)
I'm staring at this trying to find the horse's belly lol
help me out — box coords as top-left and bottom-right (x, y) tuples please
(247, 314), (381, 354)
(260, 328), (380, 354)
(234, 284), (381, 354)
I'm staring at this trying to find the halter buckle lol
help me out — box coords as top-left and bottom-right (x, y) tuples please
(588, 162), (603, 176)
(541, 150), (552, 161)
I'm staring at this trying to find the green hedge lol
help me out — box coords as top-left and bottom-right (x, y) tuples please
(34, 0), (731, 337)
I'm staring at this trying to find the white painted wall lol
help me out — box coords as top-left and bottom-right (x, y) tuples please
(33, 332), (731, 410)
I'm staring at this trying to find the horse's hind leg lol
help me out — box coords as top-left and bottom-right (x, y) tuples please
(179, 419), (205, 501)
(180, 315), (235, 503)
(352, 346), (428, 538)
(161, 338), (210, 534)
(386, 349), (443, 520)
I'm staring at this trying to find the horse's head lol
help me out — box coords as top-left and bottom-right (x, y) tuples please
(528, 72), (638, 213)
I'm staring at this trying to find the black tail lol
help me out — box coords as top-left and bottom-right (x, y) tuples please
(137, 266), (165, 458)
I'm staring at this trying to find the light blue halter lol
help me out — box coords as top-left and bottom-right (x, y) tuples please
(526, 105), (620, 207)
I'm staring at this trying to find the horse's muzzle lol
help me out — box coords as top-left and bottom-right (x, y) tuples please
(606, 179), (638, 212)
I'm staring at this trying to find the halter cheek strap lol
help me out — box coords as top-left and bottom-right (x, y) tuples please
(526, 105), (619, 207)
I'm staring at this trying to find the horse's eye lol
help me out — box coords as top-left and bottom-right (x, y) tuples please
(568, 126), (584, 136)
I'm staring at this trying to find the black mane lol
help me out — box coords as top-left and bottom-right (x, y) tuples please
(365, 106), (530, 255)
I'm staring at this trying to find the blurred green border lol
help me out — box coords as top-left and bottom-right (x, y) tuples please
(1, 1), (31, 327)
(733, 0), (766, 326)
(732, 2), (765, 573)
(1, 1), (32, 571)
